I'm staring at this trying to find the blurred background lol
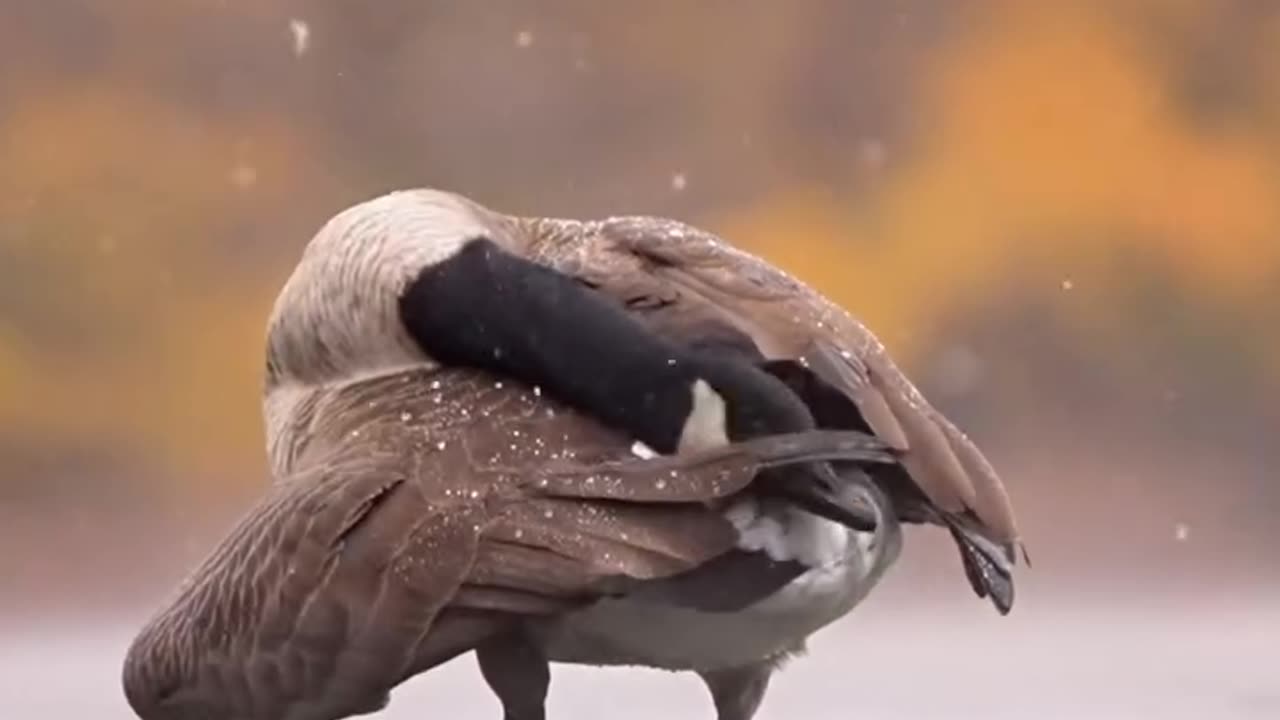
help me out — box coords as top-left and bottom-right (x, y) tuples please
(2, 1), (1277, 718)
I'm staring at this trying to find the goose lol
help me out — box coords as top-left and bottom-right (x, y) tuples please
(122, 189), (1023, 720)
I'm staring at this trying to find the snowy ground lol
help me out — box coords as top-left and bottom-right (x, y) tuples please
(3, 594), (1276, 720)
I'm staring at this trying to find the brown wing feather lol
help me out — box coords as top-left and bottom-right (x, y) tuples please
(125, 368), (892, 719)
(549, 215), (1021, 551)
(486, 500), (737, 580)
(123, 450), (482, 720)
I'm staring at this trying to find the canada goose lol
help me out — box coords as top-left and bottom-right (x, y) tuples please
(122, 189), (1022, 720)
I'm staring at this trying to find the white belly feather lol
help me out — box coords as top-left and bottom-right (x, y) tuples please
(534, 498), (903, 671)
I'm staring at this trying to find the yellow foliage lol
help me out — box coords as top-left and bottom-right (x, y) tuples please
(0, 85), (338, 484)
(898, 1), (1279, 290)
(711, 1), (1280, 388)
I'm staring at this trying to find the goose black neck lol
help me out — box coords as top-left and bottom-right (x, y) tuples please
(399, 237), (702, 453)
(398, 237), (887, 533)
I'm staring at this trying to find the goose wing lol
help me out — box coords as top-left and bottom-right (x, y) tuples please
(123, 367), (892, 720)
(534, 215), (1022, 560)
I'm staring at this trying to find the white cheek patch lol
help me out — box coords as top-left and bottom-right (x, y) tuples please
(676, 379), (730, 453)
(630, 441), (658, 459)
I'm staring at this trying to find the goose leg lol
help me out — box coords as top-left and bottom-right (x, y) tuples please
(476, 632), (550, 720)
(699, 663), (773, 720)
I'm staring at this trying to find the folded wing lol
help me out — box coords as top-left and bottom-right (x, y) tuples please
(123, 368), (893, 720)
(554, 215), (1021, 552)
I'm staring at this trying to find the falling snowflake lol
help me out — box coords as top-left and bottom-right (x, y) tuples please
(670, 173), (688, 191)
(515, 30), (534, 48)
(858, 139), (887, 171)
(288, 19), (310, 57)
(934, 344), (983, 398)
(229, 164), (258, 189)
